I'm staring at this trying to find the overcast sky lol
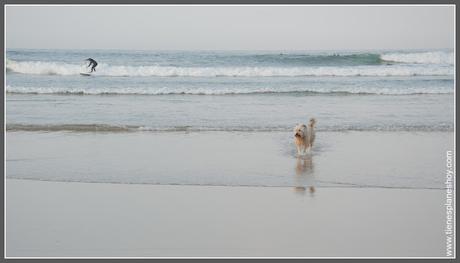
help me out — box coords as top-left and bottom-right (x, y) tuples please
(6, 5), (455, 50)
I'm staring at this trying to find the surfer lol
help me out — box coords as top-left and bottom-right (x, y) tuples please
(85, 58), (98, 73)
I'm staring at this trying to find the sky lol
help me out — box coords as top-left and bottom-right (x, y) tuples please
(5, 5), (455, 50)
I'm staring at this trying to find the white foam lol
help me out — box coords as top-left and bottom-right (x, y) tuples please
(6, 59), (453, 77)
(381, 51), (454, 65)
(6, 123), (453, 132)
(6, 59), (82, 75)
(5, 84), (453, 95)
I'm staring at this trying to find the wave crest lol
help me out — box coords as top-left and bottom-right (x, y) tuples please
(6, 58), (453, 77)
(5, 85), (454, 95)
(381, 51), (454, 65)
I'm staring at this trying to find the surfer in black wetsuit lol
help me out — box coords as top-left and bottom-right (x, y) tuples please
(86, 58), (98, 73)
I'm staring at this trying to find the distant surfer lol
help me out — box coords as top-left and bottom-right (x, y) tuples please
(85, 58), (98, 73)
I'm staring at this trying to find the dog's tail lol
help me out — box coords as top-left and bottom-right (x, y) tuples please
(309, 118), (316, 128)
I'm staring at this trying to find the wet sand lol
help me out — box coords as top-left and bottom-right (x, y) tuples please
(6, 179), (446, 257)
(5, 131), (453, 257)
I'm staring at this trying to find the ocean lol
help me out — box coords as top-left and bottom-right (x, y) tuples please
(6, 49), (454, 132)
(5, 49), (455, 188)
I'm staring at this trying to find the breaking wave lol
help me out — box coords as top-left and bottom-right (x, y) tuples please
(6, 85), (453, 95)
(6, 57), (454, 77)
(381, 51), (454, 65)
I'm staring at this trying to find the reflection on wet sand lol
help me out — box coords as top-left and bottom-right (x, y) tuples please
(294, 155), (315, 195)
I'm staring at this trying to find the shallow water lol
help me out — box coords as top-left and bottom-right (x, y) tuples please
(6, 131), (453, 189)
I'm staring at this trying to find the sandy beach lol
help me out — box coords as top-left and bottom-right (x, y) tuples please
(6, 179), (446, 257)
(5, 130), (452, 257)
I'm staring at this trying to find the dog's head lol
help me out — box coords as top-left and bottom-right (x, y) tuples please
(294, 124), (307, 138)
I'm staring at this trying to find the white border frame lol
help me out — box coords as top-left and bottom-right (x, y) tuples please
(3, 3), (457, 259)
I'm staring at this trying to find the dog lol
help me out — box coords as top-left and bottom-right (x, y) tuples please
(293, 118), (316, 155)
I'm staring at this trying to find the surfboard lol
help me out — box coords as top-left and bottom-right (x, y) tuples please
(80, 72), (92, 76)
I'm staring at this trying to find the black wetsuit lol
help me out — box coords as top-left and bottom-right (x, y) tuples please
(86, 58), (98, 73)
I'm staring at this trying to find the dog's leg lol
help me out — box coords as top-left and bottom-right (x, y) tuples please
(298, 145), (302, 156)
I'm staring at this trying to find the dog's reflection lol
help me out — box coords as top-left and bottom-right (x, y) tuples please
(293, 155), (315, 195)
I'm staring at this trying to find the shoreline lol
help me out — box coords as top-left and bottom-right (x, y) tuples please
(5, 177), (447, 191)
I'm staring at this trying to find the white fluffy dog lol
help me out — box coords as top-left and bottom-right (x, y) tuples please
(294, 118), (316, 155)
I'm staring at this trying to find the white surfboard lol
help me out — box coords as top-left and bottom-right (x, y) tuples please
(80, 60), (93, 76)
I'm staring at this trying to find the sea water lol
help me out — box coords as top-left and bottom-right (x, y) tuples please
(5, 49), (455, 188)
